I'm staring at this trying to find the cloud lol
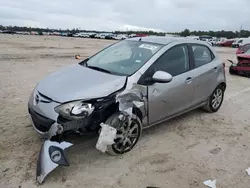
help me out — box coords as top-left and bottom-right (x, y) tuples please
(0, 0), (250, 32)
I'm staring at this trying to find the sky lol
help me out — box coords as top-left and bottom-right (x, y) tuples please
(0, 0), (250, 32)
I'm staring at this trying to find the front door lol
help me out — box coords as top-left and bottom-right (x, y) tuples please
(146, 44), (195, 125)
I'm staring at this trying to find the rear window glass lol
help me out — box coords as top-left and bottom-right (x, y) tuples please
(192, 45), (214, 68)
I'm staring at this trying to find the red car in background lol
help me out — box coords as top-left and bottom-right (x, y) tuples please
(229, 49), (250, 77)
(135, 33), (148, 37)
(219, 39), (235, 47)
(236, 43), (250, 55)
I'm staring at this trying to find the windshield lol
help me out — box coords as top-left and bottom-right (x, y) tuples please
(81, 40), (163, 76)
(245, 49), (250, 54)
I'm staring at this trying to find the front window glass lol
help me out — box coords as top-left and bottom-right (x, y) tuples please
(151, 45), (190, 76)
(80, 40), (163, 76)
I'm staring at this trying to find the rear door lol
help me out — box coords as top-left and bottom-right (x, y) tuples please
(189, 44), (219, 105)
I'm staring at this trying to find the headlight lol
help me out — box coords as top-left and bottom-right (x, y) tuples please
(54, 101), (95, 119)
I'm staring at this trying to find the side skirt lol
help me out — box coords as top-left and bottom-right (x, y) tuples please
(143, 102), (207, 130)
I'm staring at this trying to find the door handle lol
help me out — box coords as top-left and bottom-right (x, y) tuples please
(185, 77), (193, 84)
(214, 67), (218, 72)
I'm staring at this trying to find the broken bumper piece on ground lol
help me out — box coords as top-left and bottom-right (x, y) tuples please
(36, 140), (73, 184)
(96, 123), (117, 153)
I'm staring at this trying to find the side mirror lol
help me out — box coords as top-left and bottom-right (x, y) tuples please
(152, 71), (173, 83)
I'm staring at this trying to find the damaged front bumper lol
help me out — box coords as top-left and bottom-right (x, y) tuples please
(34, 119), (72, 184)
(29, 81), (148, 184)
(36, 140), (73, 184)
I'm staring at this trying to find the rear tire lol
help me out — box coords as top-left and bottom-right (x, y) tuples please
(105, 113), (142, 156)
(203, 85), (224, 113)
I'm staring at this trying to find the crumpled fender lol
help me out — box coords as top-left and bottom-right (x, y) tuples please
(36, 140), (73, 184)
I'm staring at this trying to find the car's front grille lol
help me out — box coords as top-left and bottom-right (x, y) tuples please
(29, 108), (55, 132)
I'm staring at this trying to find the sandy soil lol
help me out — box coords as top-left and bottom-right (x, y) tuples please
(0, 35), (250, 188)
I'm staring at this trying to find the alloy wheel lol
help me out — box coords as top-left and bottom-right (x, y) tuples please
(212, 88), (223, 109)
(113, 119), (140, 153)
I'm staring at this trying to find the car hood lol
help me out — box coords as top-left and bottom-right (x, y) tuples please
(36, 64), (127, 103)
(237, 54), (250, 59)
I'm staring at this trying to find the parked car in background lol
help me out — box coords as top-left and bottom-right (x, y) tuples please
(128, 34), (137, 38)
(236, 43), (250, 55)
(88, 32), (97, 38)
(136, 33), (148, 37)
(199, 35), (213, 41)
(105, 33), (115, 40)
(229, 49), (250, 77)
(2, 30), (17, 34)
(239, 38), (250, 47)
(73, 32), (90, 38)
(232, 38), (243, 48)
(60, 32), (69, 37)
(113, 34), (128, 40)
(209, 38), (219, 46)
(98, 33), (112, 39)
(72, 33), (81, 37)
(219, 39), (235, 47)
(16, 31), (30, 35)
(215, 38), (227, 46)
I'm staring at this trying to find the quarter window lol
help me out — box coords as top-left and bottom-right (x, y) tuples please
(192, 45), (214, 68)
(151, 45), (189, 76)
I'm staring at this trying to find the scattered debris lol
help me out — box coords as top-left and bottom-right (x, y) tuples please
(209, 147), (221, 155)
(246, 168), (250, 175)
(116, 85), (147, 121)
(75, 54), (80, 59)
(44, 123), (63, 139)
(3, 168), (10, 173)
(36, 140), (73, 184)
(96, 123), (117, 153)
(203, 180), (216, 188)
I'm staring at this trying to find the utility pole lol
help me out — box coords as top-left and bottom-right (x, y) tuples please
(240, 25), (243, 37)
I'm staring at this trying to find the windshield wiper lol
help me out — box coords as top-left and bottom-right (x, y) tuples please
(86, 65), (111, 74)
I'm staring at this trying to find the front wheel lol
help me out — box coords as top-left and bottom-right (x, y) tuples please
(203, 85), (224, 113)
(105, 113), (142, 156)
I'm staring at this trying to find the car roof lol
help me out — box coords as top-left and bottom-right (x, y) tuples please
(126, 36), (210, 46)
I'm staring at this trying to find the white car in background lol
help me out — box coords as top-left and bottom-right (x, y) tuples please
(72, 32), (89, 38)
(113, 34), (128, 40)
(98, 33), (113, 39)
(239, 38), (250, 47)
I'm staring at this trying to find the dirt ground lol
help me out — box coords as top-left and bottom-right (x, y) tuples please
(1, 35), (250, 188)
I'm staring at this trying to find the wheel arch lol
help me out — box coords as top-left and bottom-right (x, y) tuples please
(132, 107), (143, 121)
(218, 82), (226, 91)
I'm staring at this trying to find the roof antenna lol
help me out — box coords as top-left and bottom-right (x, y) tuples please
(139, 37), (142, 41)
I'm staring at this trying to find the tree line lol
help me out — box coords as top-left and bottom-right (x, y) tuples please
(174, 29), (250, 38)
(1, 25), (250, 38)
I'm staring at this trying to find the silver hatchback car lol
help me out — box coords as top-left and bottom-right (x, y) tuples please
(28, 36), (226, 183)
